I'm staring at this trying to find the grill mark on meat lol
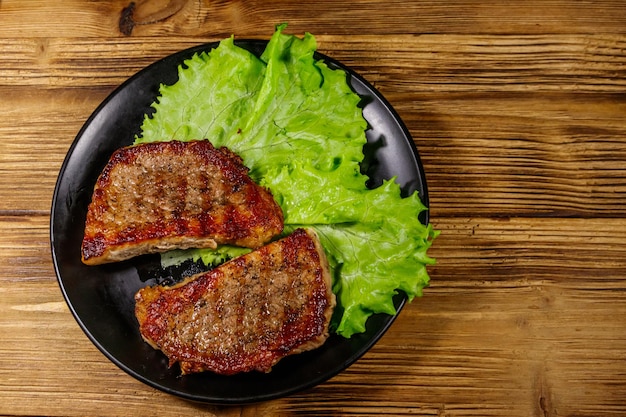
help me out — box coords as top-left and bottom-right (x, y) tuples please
(134, 228), (335, 375)
(81, 140), (283, 265)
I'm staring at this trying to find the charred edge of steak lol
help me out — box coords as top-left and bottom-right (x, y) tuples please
(81, 140), (284, 265)
(134, 228), (336, 375)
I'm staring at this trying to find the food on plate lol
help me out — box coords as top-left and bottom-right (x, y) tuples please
(81, 139), (283, 265)
(134, 228), (335, 375)
(137, 24), (438, 338)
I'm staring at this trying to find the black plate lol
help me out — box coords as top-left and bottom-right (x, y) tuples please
(50, 40), (429, 404)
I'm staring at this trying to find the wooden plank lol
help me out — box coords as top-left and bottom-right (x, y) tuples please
(2, 35), (626, 91)
(1, 287), (621, 417)
(1, 0), (626, 38)
(0, 215), (55, 282)
(428, 217), (626, 279)
(1, 35), (625, 216)
(410, 91), (626, 218)
(324, 35), (626, 94)
(0, 86), (108, 213)
(304, 283), (626, 416)
(1, 215), (625, 415)
(0, 37), (198, 88)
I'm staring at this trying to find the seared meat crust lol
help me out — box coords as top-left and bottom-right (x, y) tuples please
(134, 228), (335, 375)
(81, 140), (283, 265)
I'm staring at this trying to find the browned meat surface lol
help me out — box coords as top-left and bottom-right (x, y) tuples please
(81, 140), (283, 265)
(134, 228), (335, 375)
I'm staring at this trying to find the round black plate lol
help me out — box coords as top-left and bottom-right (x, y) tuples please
(50, 40), (429, 404)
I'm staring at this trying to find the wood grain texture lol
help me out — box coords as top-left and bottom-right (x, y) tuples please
(2, 216), (625, 416)
(1, 0), (626, 37)
(1, 35), (625, 216)
(1, 1), (626, 416)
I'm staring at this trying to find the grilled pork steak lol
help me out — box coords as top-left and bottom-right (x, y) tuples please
(134, 228), (335, 375)
(81, 140), (283, 265)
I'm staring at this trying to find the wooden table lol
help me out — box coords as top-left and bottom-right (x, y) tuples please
(2, 1), (626, 416)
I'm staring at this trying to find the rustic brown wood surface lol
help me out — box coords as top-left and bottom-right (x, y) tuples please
(1, 1), (626, 416)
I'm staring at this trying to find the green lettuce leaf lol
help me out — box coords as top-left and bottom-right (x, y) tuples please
(135, 24), (437, 338)
(161, 245), (251, 269)
(137, 35), (265, 147)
